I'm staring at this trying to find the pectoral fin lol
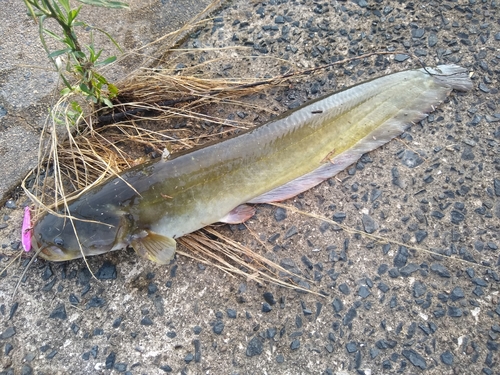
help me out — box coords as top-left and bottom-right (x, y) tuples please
(130, 230), (176, 264)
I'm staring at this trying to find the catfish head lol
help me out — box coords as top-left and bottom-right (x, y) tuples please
(32, 207), (176, 264)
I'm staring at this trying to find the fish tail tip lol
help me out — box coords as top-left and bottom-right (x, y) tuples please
(423, 64), (473, 92)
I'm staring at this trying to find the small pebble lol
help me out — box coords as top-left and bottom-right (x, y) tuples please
(4, 200), (16, 209)
(361, 214), (378, 234)
(343, 307), (357, 326)
(140, 316), (153, 326)
(5, 342), (14, 356)
(49, 304), (67, 320)
(96, 262), (117, 280)
(346, 342), (357, 353)
(263, 292), (276, 305)
(246, 337), (263, 357)
(262, 303), (272, 313)
(290, 339), (300, 350)
(160, 365), (172, 372)
(450, 287), (465, 301)
(274, 208), (287, 221)
(332, 298), (343, 313)
(86, 297), (105, 309)
(402, 349), (427, 370)
(339, 283), (350, 295)
(114, 363), (127, 373)
(358, 286), (370, 299)
(430, 264), (451, 278)
(213, 321), (224, 335)
(105, 352), (116, 369)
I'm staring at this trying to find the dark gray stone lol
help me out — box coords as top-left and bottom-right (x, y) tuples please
(378, 282), (389, 293)
(339, 283), (350, 295)
(213, 321), (224, 335)
(451, 210), (465, 224)
(412, 28), (425, 38)
(399, 150), (424, 168)
(284, 226), (298, 238)
(114, 363), (127, 372)
(262, 303), (272, 313)
(358, 286), (370, 299)
(332, 298), (344, 313)
(4, 342), (13, 355)
(263, 292), (276, 305)
(274, 208), (287, 221)
(450, 287), (465, 301)
(246, 337), (263, 357)
(105, 352), (116, 369)
(346, 342), (357, 353)
(448, 306), (463, 317)
(184, 353), (194, 363)
(343, 307), (357, 326)
(394, 246), (409, 268)
(413, 281), (426, 298)
(428, 33), (438, 47)
(362, 214), (378, 234)
(494, 179), (500, 197)
(49, 304), (67, 320)
(400, 263), (419, 277)
(394, 54), (409, 62)
(332, 212), (346, 223)
(415, 230), (428, 243)
(96, 262), (117, 280)
(461, 147), (475, 160)
(193, 339), (201, 362)
(0, 327), (16, 339)
(402, 349), (427, 370)
(86, 297), (105, 309)
(430, 264), (451, 278)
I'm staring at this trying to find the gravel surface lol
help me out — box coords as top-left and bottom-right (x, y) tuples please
(1, 0), (500, 374)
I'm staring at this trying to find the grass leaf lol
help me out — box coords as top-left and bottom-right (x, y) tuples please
(95, 55), (116, 67)
(48, 48), (70, 58)
(76, 0), (129, 9)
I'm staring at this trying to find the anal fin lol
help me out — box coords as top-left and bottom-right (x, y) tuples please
(219, 204), (256, 224)
(248, 153), (360, 204)
(130, 229), (176, 264)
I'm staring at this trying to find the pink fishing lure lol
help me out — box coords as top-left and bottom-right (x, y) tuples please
(22, 206), (32, 252)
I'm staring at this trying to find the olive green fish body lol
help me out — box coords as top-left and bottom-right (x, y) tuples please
(33, 65), (471, 263)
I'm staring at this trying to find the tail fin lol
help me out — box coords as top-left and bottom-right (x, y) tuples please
(423, 64), (473, 92)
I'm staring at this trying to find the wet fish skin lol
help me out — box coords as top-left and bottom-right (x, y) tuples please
(32, 65), (472, 263)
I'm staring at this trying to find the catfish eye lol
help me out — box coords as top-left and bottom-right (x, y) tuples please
(54, 237), (64, 247)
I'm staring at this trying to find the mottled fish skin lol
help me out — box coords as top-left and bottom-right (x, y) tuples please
(32, 65), (472, 264)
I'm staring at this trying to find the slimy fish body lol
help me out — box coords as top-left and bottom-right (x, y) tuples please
(33, 65), (472, 264)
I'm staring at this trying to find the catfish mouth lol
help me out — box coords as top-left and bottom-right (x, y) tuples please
(31, 236), (78, 262)
(37, 243), (76, 262)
